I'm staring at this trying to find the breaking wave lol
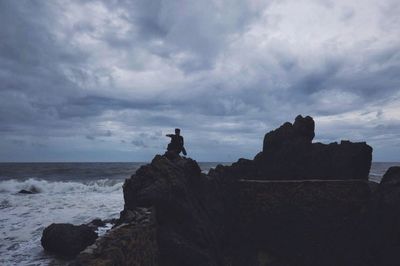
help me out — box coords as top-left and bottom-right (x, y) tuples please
(0, 177), (124, 265)
(0, 178), (123, 194)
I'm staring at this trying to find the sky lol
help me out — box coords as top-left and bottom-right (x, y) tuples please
(0, 0), (399, 162)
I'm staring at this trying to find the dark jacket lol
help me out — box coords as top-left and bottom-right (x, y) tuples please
(166, 134), (185, 154)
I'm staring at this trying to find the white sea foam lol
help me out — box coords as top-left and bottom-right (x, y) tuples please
(0, 178), (122, 194)
(0, 178), (124, 266)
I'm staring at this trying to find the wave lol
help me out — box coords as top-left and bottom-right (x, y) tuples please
(0, 178), (123, 194)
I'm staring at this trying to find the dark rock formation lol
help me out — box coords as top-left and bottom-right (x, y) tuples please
(237, 179), (371, 266)
(46, 115), (383, 265)
(18, 189), (36, 194)
(18, 187), (39, 194)
(118, 115), (375, 266)
(73, 207), (158, 266)
(263, 115), (315, 151)
(258, 115), (372, 180)
(366, 167), (400, 266)
(122, 155), (228, 266)
(380, 166), (400, 186)
(41, 223), (97, 257)
(210, 115), (372, 180)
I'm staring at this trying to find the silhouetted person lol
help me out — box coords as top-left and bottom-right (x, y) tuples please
(166, 128), (187, 156)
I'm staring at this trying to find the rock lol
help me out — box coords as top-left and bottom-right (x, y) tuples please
(123, 155), (227, 266)
(61, 115), (378, 265)
(73, 207), (158, 266)
(86, 218), (105, 229)
(380, 166), (400, 186)
(366, 167), (400, 265)
(41, 223), (97, 258)
(263, 115), (315, 151)
(18, 186), (39, 194)
(18, 189), (35, 194)
(237, 179), (371, 266)
(219, 115), (372, 180)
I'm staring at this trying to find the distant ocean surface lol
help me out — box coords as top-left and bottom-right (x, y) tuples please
(0, 161), (398, 265)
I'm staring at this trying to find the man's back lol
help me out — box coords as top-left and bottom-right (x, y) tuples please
(166, 129), (186, 155)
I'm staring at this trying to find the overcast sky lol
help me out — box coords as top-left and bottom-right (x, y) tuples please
(0, 0), (399, 162)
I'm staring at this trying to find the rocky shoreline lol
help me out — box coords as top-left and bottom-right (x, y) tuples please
(41, 115), (400, 265)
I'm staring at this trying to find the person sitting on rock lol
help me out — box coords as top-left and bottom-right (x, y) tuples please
(166, 128), (187, 156)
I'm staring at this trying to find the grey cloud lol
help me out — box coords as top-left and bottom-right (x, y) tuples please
(131, 139), (148, 148)
(86, 135), (95, 140)
(0, 0), (399, 161)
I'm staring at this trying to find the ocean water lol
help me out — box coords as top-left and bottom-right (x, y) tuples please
(0, 162), (398, 266)
(0, 162), (221, 266)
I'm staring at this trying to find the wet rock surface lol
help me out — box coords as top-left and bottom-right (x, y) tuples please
(41, 223), (98, 257)
(18, 188), (39, 194)
(72, 207), (158, 266)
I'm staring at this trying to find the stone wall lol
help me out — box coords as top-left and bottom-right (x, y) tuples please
(239, 179), (371, 223)
(233, 179), (372, 265)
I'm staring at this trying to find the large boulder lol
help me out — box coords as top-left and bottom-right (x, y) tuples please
(41, 223), (97, 257)
(263, 115), (315, 151)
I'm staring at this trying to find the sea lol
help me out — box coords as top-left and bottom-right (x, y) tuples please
(0, 161), (398, 266)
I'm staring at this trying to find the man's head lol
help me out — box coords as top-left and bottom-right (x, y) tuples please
(175, 128), (181, 135)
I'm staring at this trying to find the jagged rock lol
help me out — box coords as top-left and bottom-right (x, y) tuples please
(380, 167), (400, 187)
(123, 155), (226, 266)
(212, 115), (372, 180)
(41, 223), (97, 257)
(263, 115), (315, 151)
(366, 167), (400, 265)
(87, 218), (105, 230)
(73, 207), (158, 266)
(258, 115), (372, 180)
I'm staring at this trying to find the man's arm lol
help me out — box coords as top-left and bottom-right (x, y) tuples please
(166, 134), (174, 137)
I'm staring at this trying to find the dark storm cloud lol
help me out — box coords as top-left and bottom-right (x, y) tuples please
(0, 0), (399, 161)
(131, 139), (147, 148)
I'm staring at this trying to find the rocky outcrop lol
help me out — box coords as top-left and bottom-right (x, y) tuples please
(365, 167), (400, 266)
(117, 112), (375, 265)
(41, 223), (98, 257)
(260, 115), (372, 180)
(262, 115), (315, 151)
(73, 207), (158, 266)
(122, 155), (228, 266)
(210, 115), (372, 180)
(43, 115), (382, 265)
